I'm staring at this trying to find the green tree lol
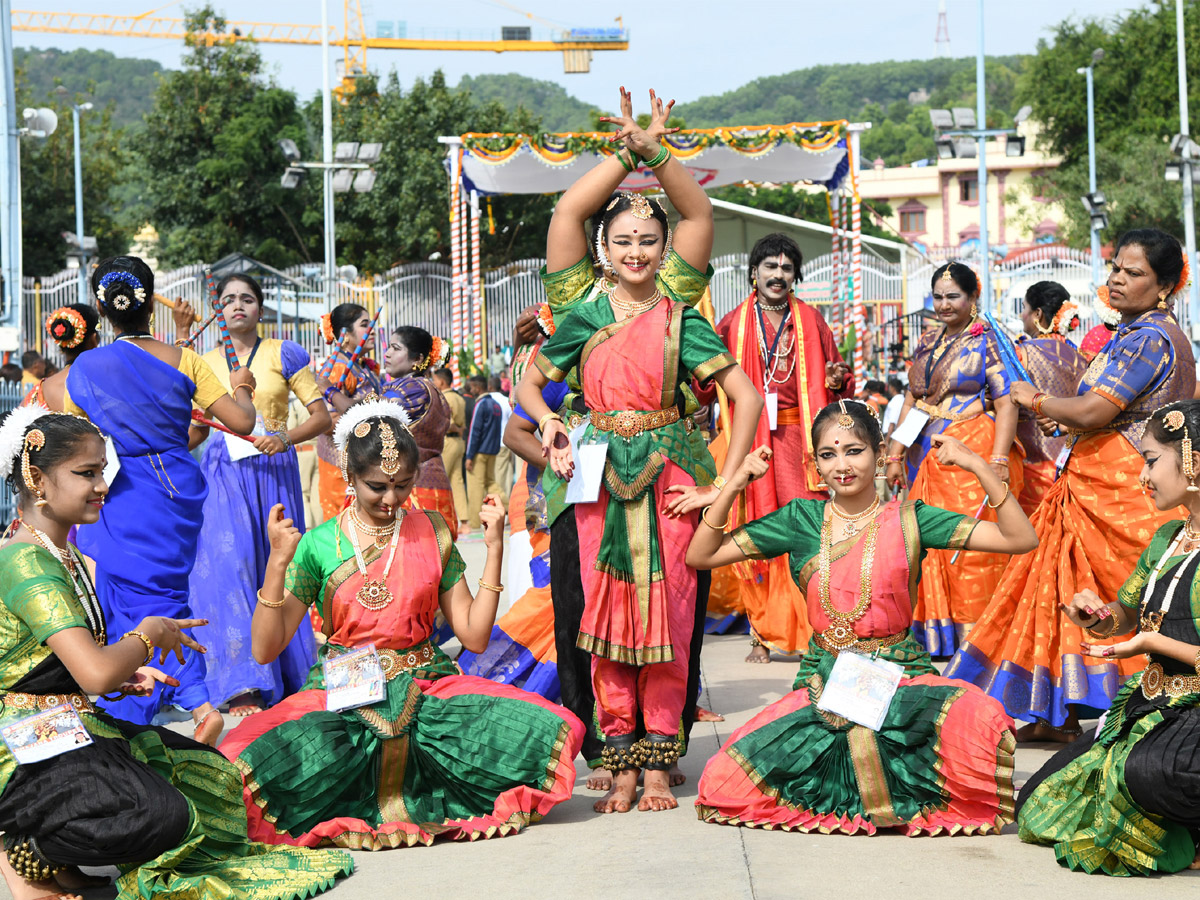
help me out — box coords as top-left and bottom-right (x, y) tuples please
(14, 78), (133, 276)
(139, 6), (317, 268)
(711, 184), (894, 241)
(307, 70), (556, 273)
(1017, 1), (1200, 243)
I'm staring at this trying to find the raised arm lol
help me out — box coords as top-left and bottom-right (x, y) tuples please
(931, 435), (1037, 555)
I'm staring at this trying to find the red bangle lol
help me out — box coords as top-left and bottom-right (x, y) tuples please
(1031, 392), (1049, 416)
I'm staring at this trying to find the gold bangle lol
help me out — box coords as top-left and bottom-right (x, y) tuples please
(985, 482), (1010, 509)
(256, 589), (286, 609)
(712, 475), (728, 492)
(537, 412), (562, 432)
(234, 383), (256, 402)
(477, 580), (504, 593)
(701, 506), (730, 530)
(1086, 615), (1118, 639)
(123, 630), (155, 665)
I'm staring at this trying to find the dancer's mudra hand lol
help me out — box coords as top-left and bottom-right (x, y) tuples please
(825, 360), (849, 391)
(929, 434), (978, 470)
(117, 667), (180, 697)
(136, 616), (208, 665)
(597, 87), (678, 160)
(1080, 632), (1152, 660)
(1060, 589), (1104, 628)
(541, 418), (574, 480)
(732, 446), (773, 490)
(267, 503), (302, 559)
(480, 494), (506, 549)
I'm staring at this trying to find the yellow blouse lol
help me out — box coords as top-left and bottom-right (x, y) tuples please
(201, 338), (322, 434)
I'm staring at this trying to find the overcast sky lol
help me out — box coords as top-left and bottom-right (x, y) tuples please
(14, 0), (1144, 108)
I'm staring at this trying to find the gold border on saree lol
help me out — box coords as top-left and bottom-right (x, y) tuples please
(3, 691), (94, 714)
(589, 407), (680, 439)
(914, 399), (969, 422)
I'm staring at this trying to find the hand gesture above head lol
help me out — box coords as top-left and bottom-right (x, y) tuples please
(598, 87), (678, 161)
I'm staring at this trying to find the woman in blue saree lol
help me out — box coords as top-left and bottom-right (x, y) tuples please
(64, 256), (259, 744)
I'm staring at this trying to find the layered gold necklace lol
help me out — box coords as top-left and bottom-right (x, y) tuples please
(818, 514), (881, 650)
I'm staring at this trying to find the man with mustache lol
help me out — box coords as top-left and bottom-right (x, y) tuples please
(702, 233), (853, 663)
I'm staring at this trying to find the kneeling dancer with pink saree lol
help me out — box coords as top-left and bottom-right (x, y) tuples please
(221, 398), (583, 849)
(687, 401), (1036, 834)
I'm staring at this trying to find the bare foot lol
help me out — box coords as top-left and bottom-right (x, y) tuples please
(0, 839), (81, 900)
(695, 705), (725, 722)
(227, 693), (263, 717)
(1015, 715), (1081, 744)
(745, 642), (770, 664)
(638, 768), (679, 812)
(593, 768), (637, 813)
(586, 767), (613, 791)
(669, 764), (685, 787)
(192, 706), (224, 746)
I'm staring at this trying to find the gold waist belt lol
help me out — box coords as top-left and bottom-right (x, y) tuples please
(2, 691), (94, 714)
(377, 642), (438, 681)
(1140, 661), (1200, 700)
(590, 407), (680, 439)
(814, 630), (907, 655)
(914, 399), (970, 423)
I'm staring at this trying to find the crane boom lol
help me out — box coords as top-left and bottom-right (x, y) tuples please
(11, 9), (629, 52)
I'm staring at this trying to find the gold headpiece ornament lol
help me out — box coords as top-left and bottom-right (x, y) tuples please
(937, 267), (956, 287)
(378, 421), (400, 476)
(837, 399), (854, 430)
(1164, 409), (1186, 432)
(353, 421), (372, 439)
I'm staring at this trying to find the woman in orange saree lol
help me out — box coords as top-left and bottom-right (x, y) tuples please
(884, 263), (1022, 656)
(1013, 282), (1089, 514)
(516, 87), (762, 815)
(313, 304), (383, 523)
(946, 229), (1197, 740)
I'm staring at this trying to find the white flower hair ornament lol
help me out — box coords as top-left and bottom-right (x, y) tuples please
(0, 403), (53, 484)
(333, 397), (413, 481)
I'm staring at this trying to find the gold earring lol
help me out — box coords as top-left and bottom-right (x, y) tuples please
(1183, 433), (1200, 492)
(1158, 294), (1168, 310)
(970, 301), (978, 319)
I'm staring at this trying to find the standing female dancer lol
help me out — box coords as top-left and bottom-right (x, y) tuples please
(947, 229), (1196, 740)
(1013, 281), (1088, 513)
(1018, 400), (1200, 875)
(22, 305), (100, 411)
(688, 401), (1034, 835)
(0, 407), (351, 900)
(175, 274), (331, 718)
(313, 303), (381, 521)
(515, 87), (762, 813)
(884, 262), (1022, 655)
(220, 398), (582, 849)
(380, 325), (457, 532)
(63, 256), (258, 743)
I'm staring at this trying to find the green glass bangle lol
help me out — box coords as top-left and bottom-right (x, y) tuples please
(615, 149), (635, 173)
(644, 145), (671, 169)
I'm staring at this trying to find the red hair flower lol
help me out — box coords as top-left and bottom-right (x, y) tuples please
(320, 313), (336, 345)
(969, 321), (985, 337)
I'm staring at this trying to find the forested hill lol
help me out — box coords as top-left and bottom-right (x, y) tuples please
(15, 47), (162, 129)
(457, 73), (594, 132)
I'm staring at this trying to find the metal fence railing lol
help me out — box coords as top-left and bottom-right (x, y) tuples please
(0, 380), (31, 527)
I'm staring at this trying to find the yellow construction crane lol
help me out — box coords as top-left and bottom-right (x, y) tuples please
(12, 2), (629, 90)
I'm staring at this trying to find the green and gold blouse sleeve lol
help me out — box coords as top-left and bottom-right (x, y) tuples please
(535, 304), (599, 383)
(0, 545), (87, 642)
(656, 250), (714, 308)
(441, 545), (467, 593)
(1118, 521), (1182, 609)
(912, 500), (977, 551)
(284, 529), (326, 607)
(731, 500), (820, 561)
(679, 306), (736, 382)
(540, 256), (597, 312)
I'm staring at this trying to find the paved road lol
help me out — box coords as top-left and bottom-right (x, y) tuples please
(28, 536), (1200, 900)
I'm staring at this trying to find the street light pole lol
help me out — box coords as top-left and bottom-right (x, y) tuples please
(976, 0), (990, 313)
(1083, 61), (1101, 288)
(320, 0), (336, 306)
(70, 102), (92, 304)
(1176, 0), (1200, 330)
(0, 0), (21, 333)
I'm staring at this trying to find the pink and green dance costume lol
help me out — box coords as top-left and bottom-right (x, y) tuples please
(220, 511), (583, 849)
(696, 500), (1017, 835)
(534, 290), (734, 770)
(1018, 521), (1200, 875)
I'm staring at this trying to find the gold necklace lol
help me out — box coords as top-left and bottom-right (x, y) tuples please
(349, 505), (395, 549)
(818, 516), (879, 649)
(605, 283), (663, 319)
(344, 508), (404, 610)
(19, 520), (105, 646)
(830, 497), (880, 537)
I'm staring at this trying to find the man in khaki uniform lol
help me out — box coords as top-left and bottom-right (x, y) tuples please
(433, 367), (469, 534)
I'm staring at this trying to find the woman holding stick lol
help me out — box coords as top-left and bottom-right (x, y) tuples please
(63, 256), (258, 743)
(175, 274), (331, 717)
